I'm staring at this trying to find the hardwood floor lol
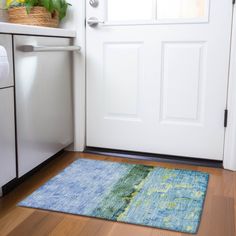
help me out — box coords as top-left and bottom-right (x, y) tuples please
(0, 151), (235, 236)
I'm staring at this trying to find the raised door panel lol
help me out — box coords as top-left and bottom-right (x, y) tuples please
(103, 42), (143, 120)
(160, 42), (206, 125)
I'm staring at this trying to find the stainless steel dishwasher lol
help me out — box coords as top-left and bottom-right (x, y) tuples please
(14, 35), (77, 177)
(0, 34), (16, 195)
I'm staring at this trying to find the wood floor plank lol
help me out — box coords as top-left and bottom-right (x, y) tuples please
(0, 207), (34, 235)
(0, 151), (235, 236)
(234, 172), (236, 234)
(76, 218), (105, 236)
(151, 228), (182, 236)
(198, 195), (235, 236)
(6, 211), (49, 236)
(49, 215), (89, 236)
(92, 220), (115, 236)
(7, 210), (64, 236)
(107, 222), (152, 236)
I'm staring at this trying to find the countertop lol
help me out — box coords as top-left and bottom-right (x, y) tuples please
(0, 22), (77, 37)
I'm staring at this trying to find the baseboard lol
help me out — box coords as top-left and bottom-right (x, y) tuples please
(85, 147), (223, 168)
(1, 150), (65, 197)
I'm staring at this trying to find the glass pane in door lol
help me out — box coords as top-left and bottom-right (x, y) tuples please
(107, 0), (154, 22)
(157, 0), (206, 20)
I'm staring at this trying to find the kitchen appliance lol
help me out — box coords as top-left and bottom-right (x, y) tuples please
(0, 34), (16, 196)
(14, 35), (74, 177)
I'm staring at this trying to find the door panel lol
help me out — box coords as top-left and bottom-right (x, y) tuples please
(86, 0), (232, 160)
(104, 42), (142, 118)
(160, 42), (205, 124)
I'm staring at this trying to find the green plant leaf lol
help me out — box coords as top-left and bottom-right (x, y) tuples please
(24, 0), (39, 13)
(24, 0), (33, 13)
(52, 0), (70, 20)
(40, 0), (54, 12)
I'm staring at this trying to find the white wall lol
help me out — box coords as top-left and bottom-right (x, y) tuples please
(0, 0), (6, 10)
(0, 0), (8, 22)
(61, 0), (86, 152)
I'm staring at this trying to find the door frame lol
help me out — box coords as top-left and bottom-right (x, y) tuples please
(73, 0), (236, 171)
(224, 4), (236, 171)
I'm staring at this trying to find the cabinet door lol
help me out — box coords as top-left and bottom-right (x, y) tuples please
(0, 88), (16, 187)
(0, 34), (14, 88)
(14, 35), (73, 177)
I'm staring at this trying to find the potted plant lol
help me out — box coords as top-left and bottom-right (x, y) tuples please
(6, 0), (71, 28)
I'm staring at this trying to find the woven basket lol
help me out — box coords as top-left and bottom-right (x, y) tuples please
(8, 6), (59, 28)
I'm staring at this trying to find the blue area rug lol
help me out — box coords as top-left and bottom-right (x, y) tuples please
(19, 158), (209, 234)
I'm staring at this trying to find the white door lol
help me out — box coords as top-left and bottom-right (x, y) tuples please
(86, 0), (233, 160)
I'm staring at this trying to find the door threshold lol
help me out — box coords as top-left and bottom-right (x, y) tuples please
(85, 147), (223, 168)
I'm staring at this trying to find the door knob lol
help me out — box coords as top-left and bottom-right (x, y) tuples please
(87, 17), (104, 27)
(89, 0), (99, 7)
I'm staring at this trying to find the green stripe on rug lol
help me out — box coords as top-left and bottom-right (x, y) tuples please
(92, 164), (154, 220)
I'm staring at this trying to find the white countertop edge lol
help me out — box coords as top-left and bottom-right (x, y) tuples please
(0, 22), (77, 38)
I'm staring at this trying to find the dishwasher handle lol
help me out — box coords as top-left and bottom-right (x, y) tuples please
(18, 45), (81, 52)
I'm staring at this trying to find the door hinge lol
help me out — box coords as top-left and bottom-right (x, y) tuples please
(224, 109), (228, 128)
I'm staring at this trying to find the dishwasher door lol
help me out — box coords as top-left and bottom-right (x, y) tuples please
(0, 88), (16, 188)
(14, 35), (73, 177)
